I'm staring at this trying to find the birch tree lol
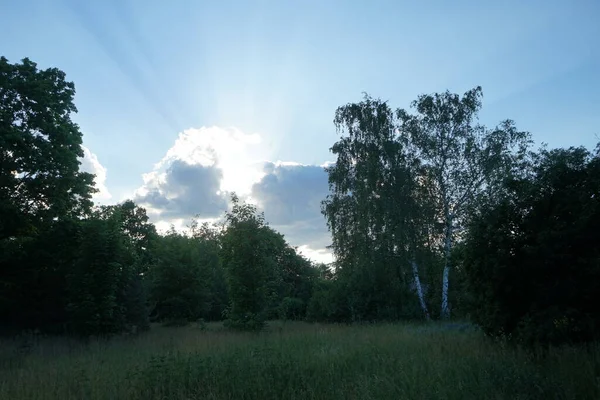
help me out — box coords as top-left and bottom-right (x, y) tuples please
(397, 86), (531, 318)
(322, 95), (432, 320)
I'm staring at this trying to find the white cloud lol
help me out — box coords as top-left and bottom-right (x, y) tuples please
(153, 218), (189, 234)
(133, 126), (335, 263)
(250, 161), (333, 262)
(155, 126), (265, 195)
(135, 159), (228, 219)
(296, 245), (334, 265)
(80, 146), (112, 201)
(251, 162), (329, 225)
(133, 126), (268, 220)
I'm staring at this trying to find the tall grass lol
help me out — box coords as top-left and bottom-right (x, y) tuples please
(1, 321), (598, 399)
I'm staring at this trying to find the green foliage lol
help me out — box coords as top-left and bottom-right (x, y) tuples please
(65, 217), (128, 336)
(322, 88), (533, 322)
(396, 86), (532, 318)
(0, 219), (80, 333)
(0, 56), (95, 240)
(148, 230), (211, 326)
(0, 209), (151, 336)
(271, 246), (317, 319)
(189, 219), (230, 320)
(0, 56), (102, 335)
(306, 279), (349, 322)
(97, 200), (158, 273)
(96, 201), (156, 332)
(0, 57), (152, 337)
(121, 271), (150, 333)
(219, 193), (320, 329)
(322, 95), (427, 322)
(463, 145), (600, 345)
(0, 214), (149, 337)
(220, 194), (273, 330)
(279, 297), (305, 320)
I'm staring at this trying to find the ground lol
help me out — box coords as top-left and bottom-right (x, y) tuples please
(1, 321), (598, 399)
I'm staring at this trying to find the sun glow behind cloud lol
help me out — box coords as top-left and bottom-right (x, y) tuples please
(138, 126), (268, 200)
(129, 126), (335, 263)
(297, 245), (334, 265)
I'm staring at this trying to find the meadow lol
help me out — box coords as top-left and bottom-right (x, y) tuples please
(1, 321), (598, 400)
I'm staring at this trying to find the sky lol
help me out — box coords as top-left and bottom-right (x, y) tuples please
(1, 0), (599, 263)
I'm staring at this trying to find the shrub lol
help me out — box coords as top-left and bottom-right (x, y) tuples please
(462, 146), (600, 346)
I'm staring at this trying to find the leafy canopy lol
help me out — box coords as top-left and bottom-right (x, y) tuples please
(0, 57), (95, 239)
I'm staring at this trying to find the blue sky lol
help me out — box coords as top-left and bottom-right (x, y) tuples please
(1, 0), (599, 262)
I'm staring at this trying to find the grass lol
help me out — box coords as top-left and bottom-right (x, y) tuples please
(1, 321), (598, 399)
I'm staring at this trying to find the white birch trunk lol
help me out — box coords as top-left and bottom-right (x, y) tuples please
(411, 259), (430, 320)
(441, 264), (450, 318)
(441, 214), (452, 319)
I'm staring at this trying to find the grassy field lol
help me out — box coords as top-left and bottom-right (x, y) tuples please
(1, 321), (598, 400)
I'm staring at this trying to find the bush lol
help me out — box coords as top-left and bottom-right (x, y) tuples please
(306, 280), (349, 322)
(462, 146), (600, 346)
(279, 297), (305, 321)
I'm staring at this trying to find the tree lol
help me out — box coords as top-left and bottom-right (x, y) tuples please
(189, 219), (228, 321)
(397, 87), (531, 318)
(0, 205), (151, 336)
(97, 200), (158, 273)
(306, 273), (349, 323)
(322, 95), (430, 321)
(65, 217), (130, 336)
(0, 56), (105, 335)
(148, 229), (211, 326)
(0, 218), (81, 333)
(94, 201), (156, 331)
(0, 57), (96, 240)
(220, 194), (275, 330)
(462, 144), (600, 345)
(277, 246), (317, 318)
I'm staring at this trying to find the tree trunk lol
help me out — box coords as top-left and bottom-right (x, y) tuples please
(440, 214), (452, 319)
(411, 259), (430, 321)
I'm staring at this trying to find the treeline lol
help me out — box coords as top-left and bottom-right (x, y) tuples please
(1, 56), (599, 345)
(320, 89), (600, 345)
(0, 195), (322, 335)
(0, 56), (326, 335)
